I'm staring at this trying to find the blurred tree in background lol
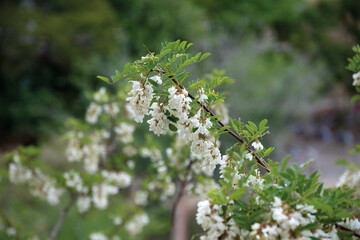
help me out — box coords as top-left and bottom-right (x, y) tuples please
(1, 0), (359, 148)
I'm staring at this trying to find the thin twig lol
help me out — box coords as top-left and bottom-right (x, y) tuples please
(0, 210), (20, 240)
(337, 223), (344, 240)
(336, 224), (360, 239)
(157, 65), (270, 172)
(48, 195), (77, 240)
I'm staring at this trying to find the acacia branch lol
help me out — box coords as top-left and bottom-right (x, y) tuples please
(48, 195), (77, 240)
(157, 65), (270, 172)
(154, 64), (360, 239)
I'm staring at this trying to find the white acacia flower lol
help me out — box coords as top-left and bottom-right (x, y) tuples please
(114, 122), (135, 144)
(92, 183), (118, 209)
(198, 87), (208, 102)
(126, 81), (153, 123)
(113, 217), (122, 225)
(353, 71), (360, 86)
(101, 170), (132, 188)
(6, 227), (16, 236)
(65, 133), (83, 162)
(339, 218), (360, 232)
(134, 190), (148, 206)
(150, 75), (162, 84)
(93, 87), (109, 102)
(125, 213), (149, 236)
(64, 171), (87, 193)
(77, 196), (91, 213)
(252, 140), (264, 151)
(196, 200), (227, 239)
(245, 153), (253, 161)
(147, 102), (169, 136)
(86, 102), (102, 124)
(167, 86), (192, 122)
(103, 103), (120, 117)
(191, 109), (213, 136)
(28, 169), (63, 205)
(90, 232), (108, 240)
(9, 162), (32, 184)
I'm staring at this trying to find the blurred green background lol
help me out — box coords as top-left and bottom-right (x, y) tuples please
(1, 0), (360, 149)
(1, 0), (360, 239)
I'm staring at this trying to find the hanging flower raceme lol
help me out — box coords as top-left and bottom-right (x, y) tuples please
(167, 86), (192, 123)
(126, 80), (154, 123)
(147, 101), (169, 136)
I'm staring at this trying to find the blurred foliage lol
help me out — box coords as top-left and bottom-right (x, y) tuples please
(0, 0), (120, 145)
(1, 0), (359, 145)
(195, 0), (360, 84)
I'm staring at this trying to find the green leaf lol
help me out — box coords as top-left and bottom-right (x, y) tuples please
(259, 119), (268, 132)
(229, 188), (246, 201)
(230, 118), (239, 132)
(159, 48), (172, 59)
(281, 155), (291, 171)
(200, 52), (211, 62)
(113, 62), (131, 83)
(248, 121), (258, 132)
(97, 76), (111, 84)
(169, 124), (178, 132)
(351, 94), (360, 103)
(263, 147), (274, 156)
(148, 79), (159, 87)
(219, 125), (231, 131)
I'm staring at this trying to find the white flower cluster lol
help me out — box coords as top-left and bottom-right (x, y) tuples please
(90, 232), (108, 240)
(77, 196), (91, 213)
(64, 170), (88, 193)
(147, 102), (169, 136)
(86, 88), (120, 124)
(198, 87), (208, 103)
(126, 76), (225, 175)
(63, 170), (92, 213)
(29, 168), (64, 205)
(65, 131), (84, 162)
(338, 217), (360, 232)
(9, 159), (32, 184)
(250, 197), (339, 240)
(101, 170), (132, 188)
(337, 169), (360, 197)
(196, 200), (239, 240)
(91, 170), (132, 210)
(83, 134), (107, 174)
(114, 122), (135, 144)
(65, 131), (107, 174)
(6, 227), (16, 237)
(125, 213), (149, 237)
(92, 183), (118, 209)
(251, 140), (264, 152)
(86, 102), (103, 124)
(353, 71), (360, 86)
(140, 146), (177, 201)
(9, 155), (64, 206)
(134, 190), (148, 206)
(165, 87), (221, 175)
(126, 80), (154, 123)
